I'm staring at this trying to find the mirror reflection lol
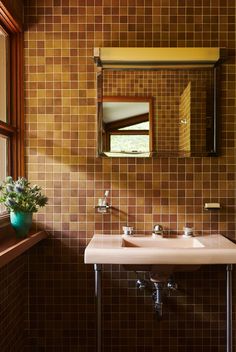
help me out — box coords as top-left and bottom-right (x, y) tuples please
(101, 97), (153, 157)
(98, 68), (216, 158)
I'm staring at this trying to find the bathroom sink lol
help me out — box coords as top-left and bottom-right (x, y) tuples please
(122, 236), (204, 249)
(84, 234), (236, 265)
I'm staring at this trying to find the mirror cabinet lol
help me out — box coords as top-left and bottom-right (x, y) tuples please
(95, 48), (224, 158)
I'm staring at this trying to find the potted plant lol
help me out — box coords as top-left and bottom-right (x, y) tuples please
(0, 177), (48, 238)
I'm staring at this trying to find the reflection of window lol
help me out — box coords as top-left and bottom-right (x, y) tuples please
(0, 9), (24, 217)
(110, 121), (150, 153)
(106, 119), (150, 153)
(102, 98), (152, 154)
(110, 135), (149, 153)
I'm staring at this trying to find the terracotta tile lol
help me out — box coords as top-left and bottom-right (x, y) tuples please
(21, 0), (236, 350)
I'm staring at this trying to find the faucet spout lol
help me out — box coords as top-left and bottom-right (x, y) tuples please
(152, 224), (164, 237)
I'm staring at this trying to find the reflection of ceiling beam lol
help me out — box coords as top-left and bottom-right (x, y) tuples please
(108, 130), (149, 135)
(105, 113), (149, 131)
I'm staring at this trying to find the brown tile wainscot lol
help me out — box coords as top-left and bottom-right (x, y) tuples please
(0, 230), (48, 269)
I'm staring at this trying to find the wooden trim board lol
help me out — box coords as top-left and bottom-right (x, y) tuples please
(0, 230), (48, 269)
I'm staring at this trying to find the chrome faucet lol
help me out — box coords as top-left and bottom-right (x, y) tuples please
(152, 224), (164, 237)
(123, 226), (134, 236)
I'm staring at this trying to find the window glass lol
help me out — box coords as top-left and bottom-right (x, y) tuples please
(0, 25), (8, 123)
(0, 134), (8, 181)
(0, 135), (8, 213)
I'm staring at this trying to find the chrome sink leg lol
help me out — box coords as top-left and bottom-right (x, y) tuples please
(94, 264), (102, 352)
(226, 264), (233, 352)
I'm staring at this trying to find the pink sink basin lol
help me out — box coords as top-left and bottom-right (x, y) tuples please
(122, 236), (204, 249)
(84, 234), (236, 265)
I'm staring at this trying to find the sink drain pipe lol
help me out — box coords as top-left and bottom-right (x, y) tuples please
(153, 282), (163, 319)
(226, 264), (233, 352)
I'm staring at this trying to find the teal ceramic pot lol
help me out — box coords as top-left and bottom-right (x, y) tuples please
(10, 211), (33, 238)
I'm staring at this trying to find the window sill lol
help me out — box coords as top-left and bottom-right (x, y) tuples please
(0, 213), (10, 227)
(0, 229), (48, 269)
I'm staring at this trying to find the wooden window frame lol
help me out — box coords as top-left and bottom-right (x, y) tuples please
(0, 2), (24, 221)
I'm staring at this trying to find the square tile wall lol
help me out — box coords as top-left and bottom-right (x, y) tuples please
(24, 0), (235, 351)
(0, 256), (27, 352)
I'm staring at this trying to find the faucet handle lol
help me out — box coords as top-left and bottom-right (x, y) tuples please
(183, 226), (193, 237)
(153, 224), (164, 236)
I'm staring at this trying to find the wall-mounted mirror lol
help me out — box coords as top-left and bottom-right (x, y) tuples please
(95, 48), (223, 158)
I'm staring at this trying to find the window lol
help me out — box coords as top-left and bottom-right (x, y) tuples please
(0, 25), (8, 123)
(0, 4), (24, 217)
